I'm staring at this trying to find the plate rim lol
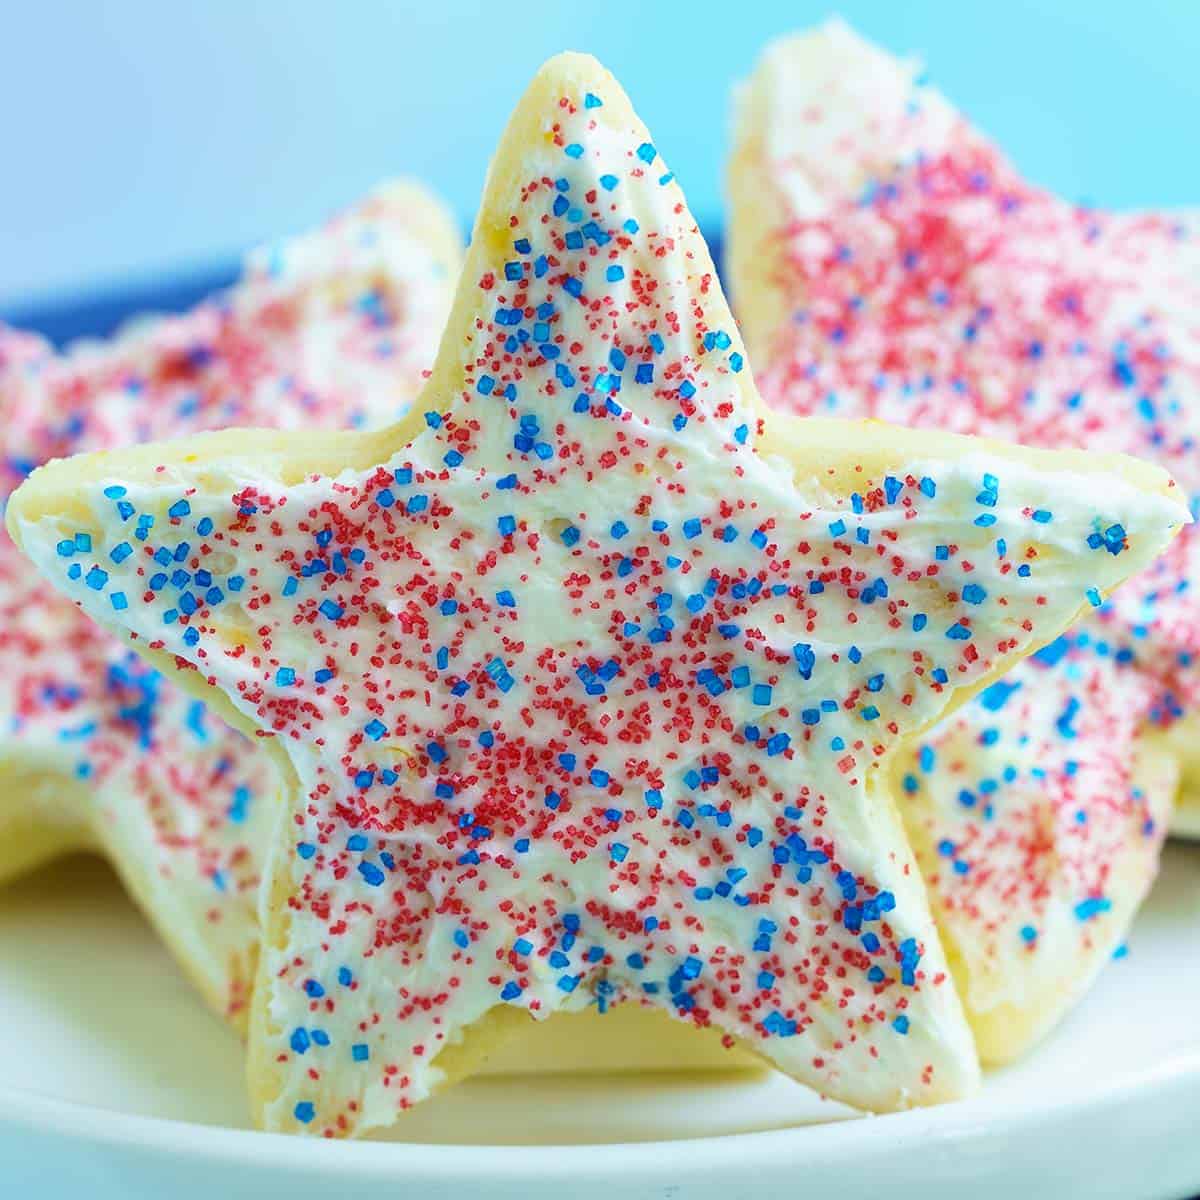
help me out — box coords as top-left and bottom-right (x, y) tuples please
(2, 1048), (1198, 1180)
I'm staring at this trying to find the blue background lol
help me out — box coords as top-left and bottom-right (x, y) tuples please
(2, 0), (1196, 313)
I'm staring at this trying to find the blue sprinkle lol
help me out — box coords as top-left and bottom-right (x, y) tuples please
(793, 643), (816, 679)
(358, 861), (385, 887)
(1074, 896), (1112, 921)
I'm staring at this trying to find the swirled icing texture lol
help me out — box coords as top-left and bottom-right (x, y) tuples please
(9, 54), (1186, 1136)
(729, 20), (1200, 1059)
(0, 180), (461, 1022)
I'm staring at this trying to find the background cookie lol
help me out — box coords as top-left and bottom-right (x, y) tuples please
(728, 19), (1200, 1062)
(0, 181), (462, 1026)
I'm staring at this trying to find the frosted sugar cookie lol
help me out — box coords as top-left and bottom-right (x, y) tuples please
(728, 19), (1200, 1061)
(9, 53), (1187, 1136)
(0, 181), (461, 1025)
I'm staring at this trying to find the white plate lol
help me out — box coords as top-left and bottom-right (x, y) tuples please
(0, 845), (1197, 1200)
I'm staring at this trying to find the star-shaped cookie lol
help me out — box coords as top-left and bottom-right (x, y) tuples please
(9, 54), (1187, 1137)
(0, 180), (462, 1025)
(728, 19), (1200, 1061)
